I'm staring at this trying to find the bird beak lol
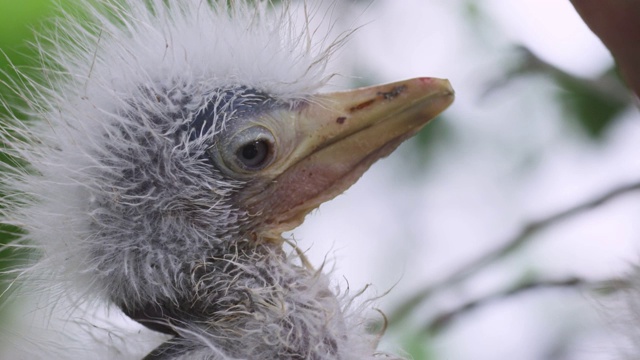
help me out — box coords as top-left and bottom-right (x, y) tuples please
(244, 77), (454, 237)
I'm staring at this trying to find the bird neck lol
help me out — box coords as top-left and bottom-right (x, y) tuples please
(125, 241), (369, 359)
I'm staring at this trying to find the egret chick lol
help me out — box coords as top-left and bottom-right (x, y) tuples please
(0, 1), (453, 359)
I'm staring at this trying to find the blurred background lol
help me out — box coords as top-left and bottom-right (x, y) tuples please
(1, 0), (639, 359)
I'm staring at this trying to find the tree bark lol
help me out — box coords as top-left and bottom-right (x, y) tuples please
(570, 0), (640, 97)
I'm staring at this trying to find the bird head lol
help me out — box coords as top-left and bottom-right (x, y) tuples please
(235, 78), (453, 237)
(165, 78), (454, 244)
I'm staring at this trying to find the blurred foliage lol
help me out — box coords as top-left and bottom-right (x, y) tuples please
(0, 1), (53, 75)
(508, 46), (630, 139)
(403, 117), (455, 178)
(401, 335), (437, 360)
(556, 66), (628, 138)
(0, 0), (60, 317)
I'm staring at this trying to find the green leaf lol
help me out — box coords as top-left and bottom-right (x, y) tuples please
(556, 67), (627, 139)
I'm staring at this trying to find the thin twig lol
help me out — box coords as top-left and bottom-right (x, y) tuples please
(388, 181), (640, 325)
(422, 277), (629, 334)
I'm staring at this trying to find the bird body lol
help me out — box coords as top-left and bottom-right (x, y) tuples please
(0, 1), (453, 359)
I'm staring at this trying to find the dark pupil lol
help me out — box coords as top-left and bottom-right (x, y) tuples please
(238, 140), (269, 168)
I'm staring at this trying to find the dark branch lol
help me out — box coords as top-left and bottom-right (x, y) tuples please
(421, 277), (628, 335)
(388, 181), (640, 325)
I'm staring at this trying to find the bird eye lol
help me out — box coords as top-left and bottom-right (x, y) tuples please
(237, 139), (271, 169)
(215, 126), (276, 173)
